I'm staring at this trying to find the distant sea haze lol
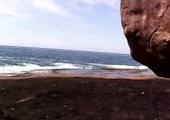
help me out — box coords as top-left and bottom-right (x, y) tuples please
(0, 45), (152, 76)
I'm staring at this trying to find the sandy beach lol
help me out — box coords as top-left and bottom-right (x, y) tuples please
(0, 74), (170, 120)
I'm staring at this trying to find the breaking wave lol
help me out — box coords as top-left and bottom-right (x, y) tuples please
(0, 62), (148, 76)
(89, 63), (148, 70)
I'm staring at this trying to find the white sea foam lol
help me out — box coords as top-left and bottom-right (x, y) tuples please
(0, 63), (90, 75)
(0, 62), (148, 76)
(89, 63), (148, 70)
(54, 63), (94, 69)
(0, 64), (46, 74)
(54, 63), (82, 69)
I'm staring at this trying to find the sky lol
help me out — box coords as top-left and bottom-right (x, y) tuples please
(0, 0), (129, 53)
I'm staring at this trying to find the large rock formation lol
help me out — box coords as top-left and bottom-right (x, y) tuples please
(121, 0), (170, 77)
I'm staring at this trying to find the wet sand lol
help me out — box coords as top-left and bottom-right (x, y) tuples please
(0, 74), (170, 120)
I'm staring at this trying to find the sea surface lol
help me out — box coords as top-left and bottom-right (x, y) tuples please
(0, 45), (153, 77)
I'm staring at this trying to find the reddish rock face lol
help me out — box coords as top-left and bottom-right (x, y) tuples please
(121, 0), (170, 77)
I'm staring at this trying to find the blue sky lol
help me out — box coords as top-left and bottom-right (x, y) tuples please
(0, 0), (129, 53)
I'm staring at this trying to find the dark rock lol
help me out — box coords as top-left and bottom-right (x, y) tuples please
(120, 0), (170, 77)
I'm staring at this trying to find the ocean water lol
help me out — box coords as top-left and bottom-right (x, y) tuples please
(0, 45), (153, 76)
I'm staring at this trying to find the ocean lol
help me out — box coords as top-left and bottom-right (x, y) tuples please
(0, 45), (153, 77)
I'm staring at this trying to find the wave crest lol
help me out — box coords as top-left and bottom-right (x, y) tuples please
(0, 63), (148, 76)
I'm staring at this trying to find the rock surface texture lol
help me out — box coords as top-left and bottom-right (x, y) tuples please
(121, 0), (170, 77)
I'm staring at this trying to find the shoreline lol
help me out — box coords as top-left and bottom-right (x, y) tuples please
(0, 68), (157, 81)
(0, 67), (153, 79)
(0, 73), (167, 81)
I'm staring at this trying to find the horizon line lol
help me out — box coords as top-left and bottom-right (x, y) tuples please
(0, 44), (130, 55)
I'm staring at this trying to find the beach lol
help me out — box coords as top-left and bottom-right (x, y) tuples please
(0, 74), (170, 120)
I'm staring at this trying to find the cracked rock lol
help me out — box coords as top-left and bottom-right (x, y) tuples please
(121, 0), (170, 77)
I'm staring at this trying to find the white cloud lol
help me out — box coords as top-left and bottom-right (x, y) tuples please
(68, 0), (118, 14)
(30, 0), (69, 16)
(0, 0), (119, 18)
(0, 0), (30, 17)
(76, 0), (118, 8)
(0, 0), (70, 17)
